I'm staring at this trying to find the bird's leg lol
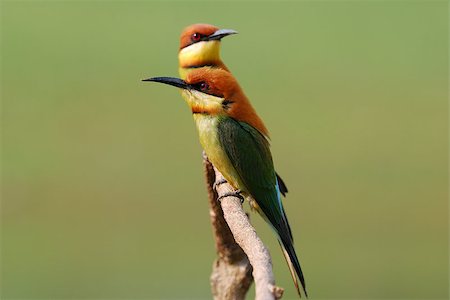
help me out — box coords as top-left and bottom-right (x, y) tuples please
(217, 189), (244, 204)
(213, 178), (228, 191)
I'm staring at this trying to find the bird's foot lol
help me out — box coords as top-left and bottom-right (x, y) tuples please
(213, 178), (228, 191)
(217, 189), (244, 204)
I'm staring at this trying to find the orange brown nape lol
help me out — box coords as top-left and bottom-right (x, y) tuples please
(185, 68), (269, 137)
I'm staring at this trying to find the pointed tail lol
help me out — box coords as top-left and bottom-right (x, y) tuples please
(278, 235), (307, 298)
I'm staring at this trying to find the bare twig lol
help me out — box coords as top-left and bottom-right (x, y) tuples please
(203, 153), (284, 300)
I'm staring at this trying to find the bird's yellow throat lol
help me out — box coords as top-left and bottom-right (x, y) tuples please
(181, 89), (223, 115)
(178, 40), (221, 71)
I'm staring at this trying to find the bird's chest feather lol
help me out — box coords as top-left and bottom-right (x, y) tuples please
(193, 115), (243, 190)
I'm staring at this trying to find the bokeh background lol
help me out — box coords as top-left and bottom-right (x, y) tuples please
(1, 1), (448, 299)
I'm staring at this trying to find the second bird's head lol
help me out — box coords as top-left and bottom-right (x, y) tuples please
(144, 67), (269, 135)
(144, 68), (242, 116)
(178, 24), (237, 68)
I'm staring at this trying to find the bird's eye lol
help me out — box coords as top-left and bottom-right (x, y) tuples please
(199, 82), (209, 91)
(191, 33), (202, 42)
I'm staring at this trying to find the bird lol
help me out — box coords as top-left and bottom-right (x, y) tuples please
(178, 23), (289, 197)
(143, 67), (307, 297)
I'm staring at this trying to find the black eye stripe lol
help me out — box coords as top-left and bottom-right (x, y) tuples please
(182, 32), (214, 49)
(191, 33), (201, 41)
(191, 32), (209, 43)
(188, 83), (224, 98)
(190, 82), (208, 91)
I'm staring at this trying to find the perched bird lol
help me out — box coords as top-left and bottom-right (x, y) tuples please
(143, 67), (307, 297)
(178, 23), (289, 196)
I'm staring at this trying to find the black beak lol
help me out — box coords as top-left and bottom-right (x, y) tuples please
(142, 77), (188, 89)
(207, 28), (238, 41)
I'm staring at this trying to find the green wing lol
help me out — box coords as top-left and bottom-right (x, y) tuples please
(217, 117), (291, 241)
(217, 117), (307, 296)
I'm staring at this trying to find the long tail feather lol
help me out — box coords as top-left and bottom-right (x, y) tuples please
(278, 237), (308, 298)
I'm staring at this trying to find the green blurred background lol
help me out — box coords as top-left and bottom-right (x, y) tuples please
(1, 1), (448, 299)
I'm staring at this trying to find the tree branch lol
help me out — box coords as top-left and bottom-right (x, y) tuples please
(204, 154), (284, 300)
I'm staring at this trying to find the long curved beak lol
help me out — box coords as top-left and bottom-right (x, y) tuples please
(142, 77), (188, 89)
(207, 28), (238, 41)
